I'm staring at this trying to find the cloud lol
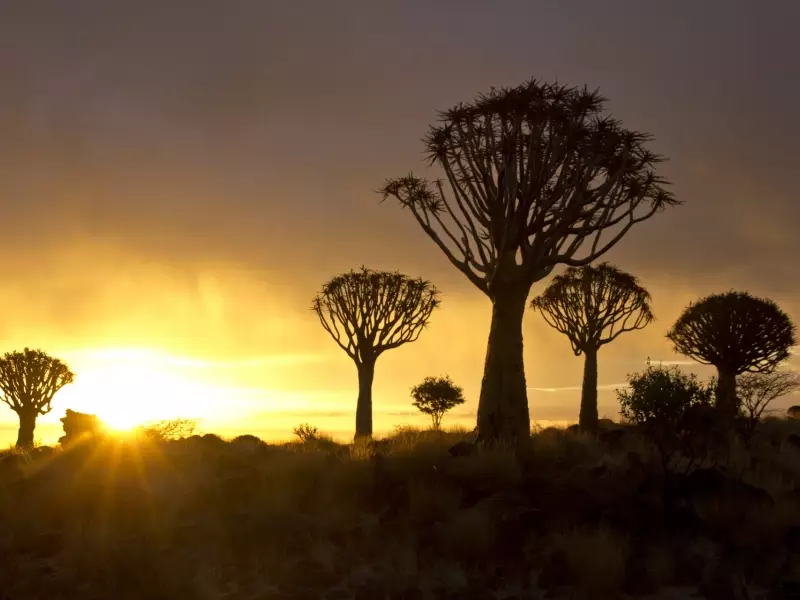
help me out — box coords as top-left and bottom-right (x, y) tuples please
(529, 383), (628, 393)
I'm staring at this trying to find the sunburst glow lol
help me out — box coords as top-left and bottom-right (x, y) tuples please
(53, 348), (242, 431)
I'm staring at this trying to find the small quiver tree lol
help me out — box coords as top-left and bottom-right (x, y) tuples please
(380, 79), (677, 443)
(0, 348), (75, 449)
(312, 267), (440, 439)
(531, 263), (653, 431)
(667, 291), (796, 418)
(411, 375), (466, 430)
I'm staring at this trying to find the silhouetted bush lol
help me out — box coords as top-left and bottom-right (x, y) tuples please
(410, 375), (465, 430)
(137, 417), (198, 441)
(788, 405), (800, 419)
(618, 365), (716, 473)
(293, 423), (320, 442)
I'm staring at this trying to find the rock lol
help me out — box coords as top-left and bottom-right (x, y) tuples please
(565, 424), (580, 435)
(448, 441), (476, 458)
(58, 409), (104, 446)
(597, 418), (618, 429)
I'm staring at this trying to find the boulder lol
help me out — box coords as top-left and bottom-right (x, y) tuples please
(448, 441), (476, 458)
(58, 409), (104, 446)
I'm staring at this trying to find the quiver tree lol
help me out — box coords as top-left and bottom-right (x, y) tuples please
(411, 375), (466, 430)
(312, 267), (440, 438)
(0, 348), (75, 448)
(667, 291), (796, 418)
(380, 80), (677, 442)
(531, 263), (653, 431)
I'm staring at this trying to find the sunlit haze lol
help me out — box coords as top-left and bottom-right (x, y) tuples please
(1, 1), (799, 445)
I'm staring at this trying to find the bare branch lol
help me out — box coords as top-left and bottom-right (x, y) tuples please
(380, 80), (678, 296)
(312, 268), (440, 365)
(737, 371), (800, 422)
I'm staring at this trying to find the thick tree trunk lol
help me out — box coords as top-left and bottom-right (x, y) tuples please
(715, 368), (738, 418)
(579, 347), (599, 431)
(16, 410), (37, 449)
(355, 360), (375, 439)
(476, 283), (531, 444)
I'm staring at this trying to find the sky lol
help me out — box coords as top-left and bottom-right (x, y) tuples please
(0, 0), (798, 445)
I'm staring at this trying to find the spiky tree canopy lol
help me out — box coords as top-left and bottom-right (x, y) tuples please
(380, 80), (677, 295)
(667, 291), (796, 375)
(531, 263), (653, 355)
(312, 267), (440, 364)
(0, 348), (75, 415)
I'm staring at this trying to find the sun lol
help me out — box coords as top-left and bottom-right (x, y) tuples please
(55, 349), (232, 431)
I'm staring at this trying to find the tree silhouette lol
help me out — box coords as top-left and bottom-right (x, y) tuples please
(312, 267), (440, 438)
(0, 348), (75, 449)
(737, 371), (800, 427)
(667, 291), (796, 417)
(531, 263), (653, 431)
(411, 375), (465, 430)
(380, 80), (677, 442)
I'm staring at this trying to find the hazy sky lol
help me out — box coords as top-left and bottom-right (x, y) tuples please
(0, 1), (798, 444)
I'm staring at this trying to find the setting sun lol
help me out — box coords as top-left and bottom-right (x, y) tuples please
(53, 348), (242, 431)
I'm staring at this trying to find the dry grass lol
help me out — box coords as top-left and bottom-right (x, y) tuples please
(550, 527), (629, 597)
(1, 419), (799, 598)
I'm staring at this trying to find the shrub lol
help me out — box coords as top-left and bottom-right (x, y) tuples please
(618, 365), (716, 473)
(137, 418), (198, 441)
(410, 375), (465, 430)
(550, 527), (628, 596)
(293, 423), (320, 443)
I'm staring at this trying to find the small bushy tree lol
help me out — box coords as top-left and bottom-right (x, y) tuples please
(411, 375), (465, 430)
(0, 348), (75, 449)
(293, 423), (319, 443)
(618, 365), (715, 473)
(667, 291), (796, 417)
(788, 405), (800, 420)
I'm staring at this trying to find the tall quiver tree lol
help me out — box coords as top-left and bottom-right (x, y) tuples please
(667, 291), (796, 418)
(0, 348), (75, 449)
(531, 263), (653, 431)
(380, 80), (678, 443)
(313, 267), (440, 439)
